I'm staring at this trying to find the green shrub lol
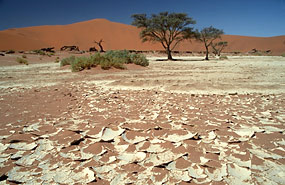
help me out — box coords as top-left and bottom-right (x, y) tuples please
(60, 56), (75, 67)
(100, 57), (113, 70)
(104, 50), (149, 66)
(281, 53), (285, 57)
(71, 56), (100, 72)
(22, 55), (27, 58)
(16, 57), (29, 65)
(130, 53), (149, 67)
(71, 57), (88, 72)
(89, 52), (103, 66)
(60, 50), (148, 72)
(105, 50), (132, 63)
(83, 57), (97, 69)
(219, 55), (228, 60)
(111, 61), (126, 69)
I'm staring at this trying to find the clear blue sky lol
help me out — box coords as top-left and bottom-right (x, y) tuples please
(0, 0), (284, 37)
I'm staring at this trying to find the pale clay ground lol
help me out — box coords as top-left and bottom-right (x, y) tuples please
(0, 54), (285, 184)
(0, 55), (284, 94)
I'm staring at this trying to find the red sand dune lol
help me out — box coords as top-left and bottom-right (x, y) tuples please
(0, 19), (284, 54)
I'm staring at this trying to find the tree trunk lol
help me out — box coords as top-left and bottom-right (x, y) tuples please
(98, 44), (105, 52)
(205, 46), (209, 60)
(95, 40), (105, 52)
(166, 48), (173, 60)
(218, 45), (225, 56)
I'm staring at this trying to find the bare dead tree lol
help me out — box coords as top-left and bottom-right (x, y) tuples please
(94, 39), (105, 52)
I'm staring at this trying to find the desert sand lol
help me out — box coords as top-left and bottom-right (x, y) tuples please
(0, 52), (284, 184)
(0, 19), (285, 55)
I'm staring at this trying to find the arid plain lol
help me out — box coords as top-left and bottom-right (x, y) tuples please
(0, 52), (284, 184)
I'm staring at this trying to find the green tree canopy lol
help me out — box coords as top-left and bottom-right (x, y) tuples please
(132, 12), (196, 60)
(195, 26), (224, 60)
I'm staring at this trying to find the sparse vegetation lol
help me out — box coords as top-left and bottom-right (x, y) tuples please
(130, 53), (149, 67)
(100, 58), (125, 70)
(71, 56), (91, 72)
(16, 57), (29, 65)
(60, 56), (76, 67)
(281, 53), (285, 57)
(22, 54), (27, 58)
(105, 50), (132, 63)
(61, 50), (148, 72)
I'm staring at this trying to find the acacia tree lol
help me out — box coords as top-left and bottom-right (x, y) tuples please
(195, 26), (224, 60)
(211, 41), (228, 56)
(132, 12), (196, 60)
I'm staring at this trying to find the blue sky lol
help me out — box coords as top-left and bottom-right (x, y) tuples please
(0, 0), (284, 37)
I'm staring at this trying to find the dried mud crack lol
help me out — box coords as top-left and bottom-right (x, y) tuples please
(0, 56), (285, 184)
(0, 81), (284, 184)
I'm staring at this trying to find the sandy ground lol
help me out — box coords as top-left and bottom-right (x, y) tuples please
(0, 53), (285, 184)
(1, 54), (285, 94)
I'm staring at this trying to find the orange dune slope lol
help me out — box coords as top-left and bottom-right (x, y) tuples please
(0, 19), (284, 54)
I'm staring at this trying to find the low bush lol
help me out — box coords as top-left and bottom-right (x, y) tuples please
(16, 57), (29, 65)
(89, 52), (103, 66)
(100, 57), (113, 70)
(281, 53), (285, 57)
(22, 55), (27, 58)
(105, 50), (132, 64)
(60, 50), (148, 72)
(130, 53), (149, 67)
(71, 57), (89, 72)
(60, 56), (75, 67)
(101, 57), (126, 70)
(71, 56), (101, 72)
(219, 55), (228, 60)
